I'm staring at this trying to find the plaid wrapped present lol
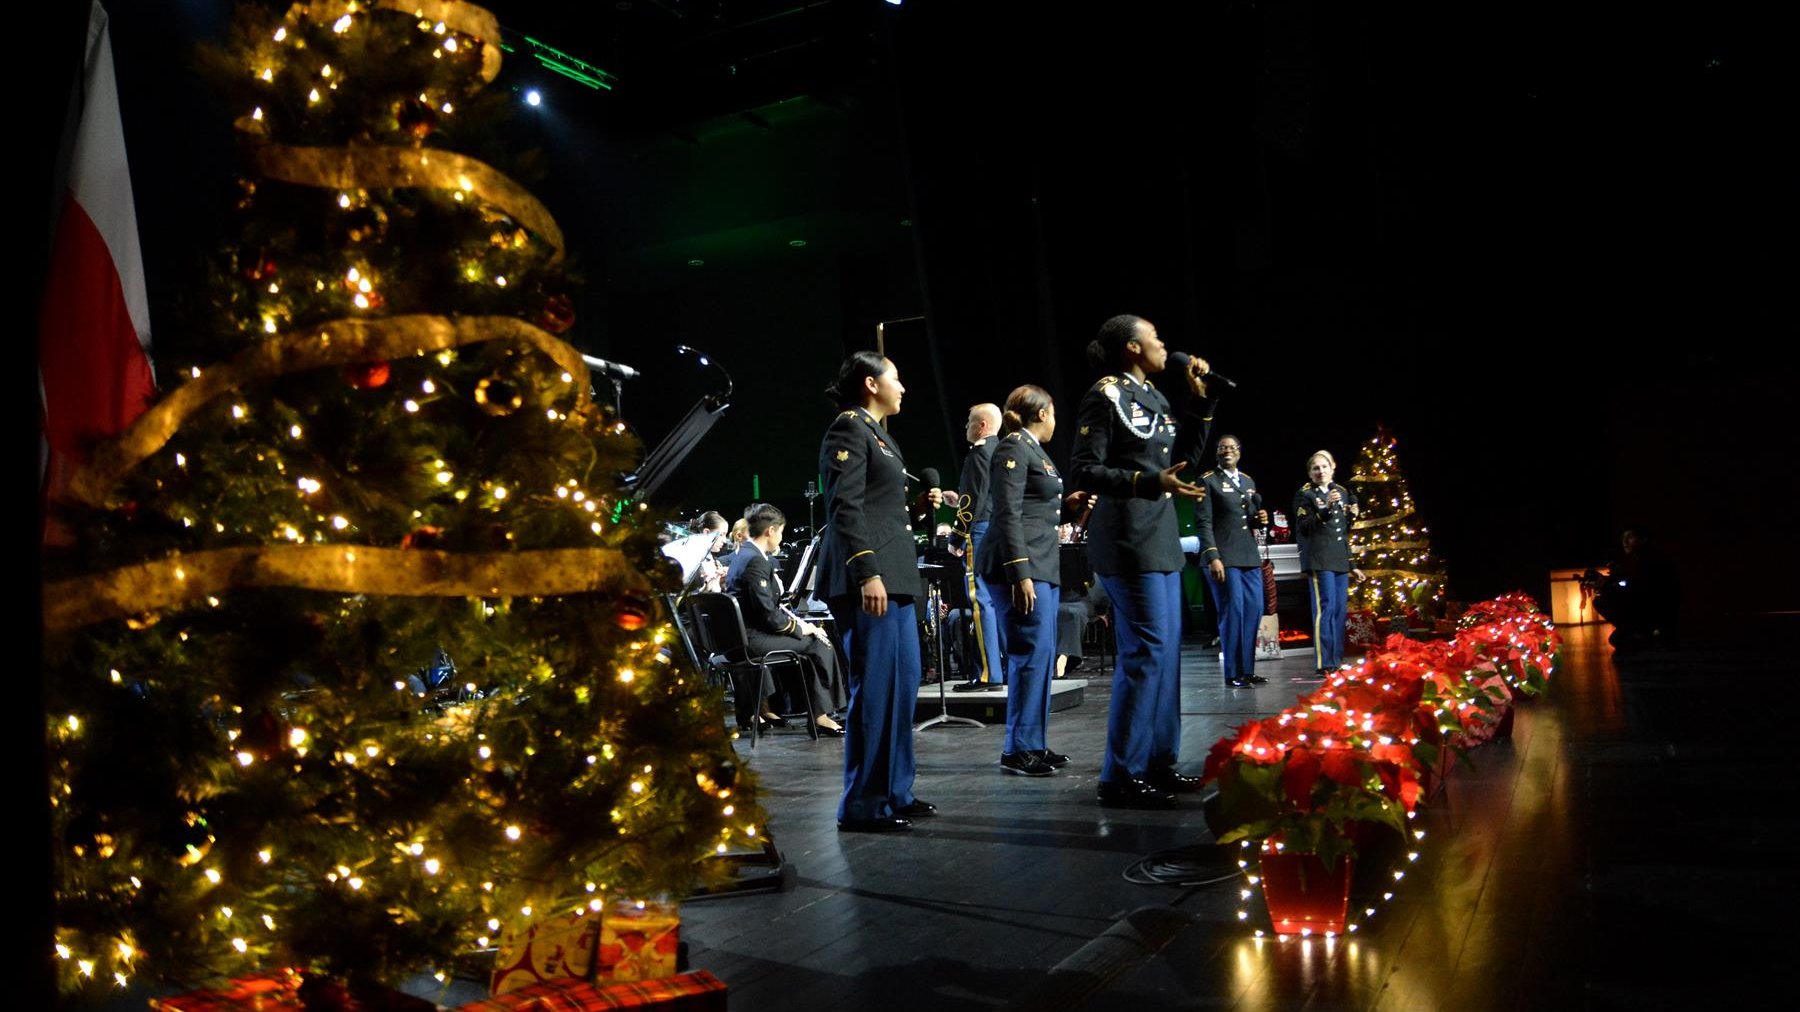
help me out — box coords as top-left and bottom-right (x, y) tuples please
(149, 970), (435, 1011)
(148, 971), (302, 1011)
(456, 970), (725, 1011)
(491, 909), (603, 994)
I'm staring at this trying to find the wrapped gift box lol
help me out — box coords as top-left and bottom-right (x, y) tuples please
(597, 901), (679, 982)
(457, 970), (724, 1012)
(150, 970), (434, 1011)
(491, 910), (603, 995)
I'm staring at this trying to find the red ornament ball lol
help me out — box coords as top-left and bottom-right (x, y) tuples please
(538, 293), (577, 334)
(614, 596), (652, 631)
(345, 361), (391, 389)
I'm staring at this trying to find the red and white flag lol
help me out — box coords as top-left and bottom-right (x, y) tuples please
(39, 0), (155, 499)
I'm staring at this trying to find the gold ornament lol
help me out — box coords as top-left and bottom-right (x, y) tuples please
(474, 374), (523, 416)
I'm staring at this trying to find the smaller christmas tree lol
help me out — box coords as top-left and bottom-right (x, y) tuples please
(1347, 425), (1446, 619)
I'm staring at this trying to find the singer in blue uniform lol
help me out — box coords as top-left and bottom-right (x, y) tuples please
(817, 351), (939, 833)
(979, 386), (1079, 777)
(1293, 451), (1364, 676)
(1070, 314), (1217, 809)
(1196, 435), (1269, 688)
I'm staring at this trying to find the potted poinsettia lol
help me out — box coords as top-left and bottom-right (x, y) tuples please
(1200, 593), (1560, 935)
(1202, 698), (1421, 935)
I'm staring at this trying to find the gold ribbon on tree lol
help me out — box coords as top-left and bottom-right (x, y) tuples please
(238, 141), (566, 265)
(44, 546), (651, 633)
(67, 315), (591, 507)
(371, 0), (504, 83)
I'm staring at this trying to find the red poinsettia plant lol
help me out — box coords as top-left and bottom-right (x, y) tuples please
(1203, 593), (1558, 868)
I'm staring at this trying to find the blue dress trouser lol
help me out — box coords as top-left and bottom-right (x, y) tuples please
(829, 597), (921, 822)
(1207, 566), (1265, 682)
(1308, 570), (1350, 670)
(984, 577), (1058, 755)
(965, 521), (1006, 684)
(1097, 571), (1184, 783)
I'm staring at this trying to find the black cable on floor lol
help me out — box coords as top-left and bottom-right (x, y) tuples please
(1121, 840), (1241, 887)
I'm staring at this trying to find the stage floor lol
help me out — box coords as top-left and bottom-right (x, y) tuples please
(412, 619), (1800, 1001)
(911, 677), (1086, 724)
(658, 618), (1794, 1011)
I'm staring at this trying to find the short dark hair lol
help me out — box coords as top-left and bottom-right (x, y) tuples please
(745, 503), (786, 539)
(1087, 314), (1147, 372)
(1216, 433), (1242, 449)
(824, 351), (890, 407)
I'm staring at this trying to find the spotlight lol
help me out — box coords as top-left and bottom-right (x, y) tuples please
(525, 89), (542, 107)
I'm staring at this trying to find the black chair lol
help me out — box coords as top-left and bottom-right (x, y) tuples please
(683, 592), (819, 746)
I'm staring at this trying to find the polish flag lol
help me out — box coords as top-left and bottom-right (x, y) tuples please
(39, 0), (154, 500)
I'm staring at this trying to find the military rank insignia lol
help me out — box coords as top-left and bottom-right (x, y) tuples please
(835, 450), (849, 462)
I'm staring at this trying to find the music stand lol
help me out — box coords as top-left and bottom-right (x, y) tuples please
(915, 560), (984, 731)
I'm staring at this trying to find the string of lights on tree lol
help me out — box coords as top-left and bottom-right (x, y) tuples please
(1347, 425), (1447, 620)
(44, 1), (758, 996)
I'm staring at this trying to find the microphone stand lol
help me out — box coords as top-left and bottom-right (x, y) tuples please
(915, 561), (983, 731)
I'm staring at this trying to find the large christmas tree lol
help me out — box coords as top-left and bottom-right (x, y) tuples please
(1347, 426), (1447, 619)
(44, 1), (755, 996)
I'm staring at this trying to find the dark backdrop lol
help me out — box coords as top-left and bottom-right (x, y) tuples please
(93, 0), (1786, 624)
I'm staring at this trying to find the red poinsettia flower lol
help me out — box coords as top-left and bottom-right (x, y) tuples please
(1319, 747), (1363, 788)
(1202, 734), (1237, 783)
(1282, 747), (1321, 807)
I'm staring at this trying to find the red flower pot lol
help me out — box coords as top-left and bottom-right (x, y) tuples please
(1259, 850), (1354, 935)
(1492, 703), (1515, 740)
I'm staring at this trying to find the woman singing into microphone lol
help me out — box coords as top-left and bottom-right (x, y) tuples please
(1070, 315), (1216, 809)
(818, 351), (939, 833)
(979, 385), (1079, 778)
(1293, 451), (1365, 678)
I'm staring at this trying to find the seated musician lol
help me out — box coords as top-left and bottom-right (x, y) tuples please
(727, 503), (848, 735)
(688, 511), (730, 592)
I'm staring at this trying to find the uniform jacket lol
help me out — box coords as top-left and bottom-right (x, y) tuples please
(816, 407), (925, 601)
(951, 437), (996, 553)
(977, 430), (1067, 586)
(1293, 482), (1360, 573)
(1196, 467), (1266, 569)
(726, 542), (799, 636)
(1070, 373), (1215, 574)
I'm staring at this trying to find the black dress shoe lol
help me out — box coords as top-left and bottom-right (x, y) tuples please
(1035, 749), (1071, 769)
(813, 723), (847, 737)
(1000, 752), (1056, 777)
(1227, 677), (1251, 688)
(1096, 778), (1177, 809)
(1244, 674), (1269, 684)
(896, 799), (937, 817)
(756, 713), (789, 728)
(838, 816), (913, 833)
(1145, 767), (1205, 793)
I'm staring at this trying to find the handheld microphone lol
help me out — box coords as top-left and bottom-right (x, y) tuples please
(920, 467), (942, 490)
(580, 353), (642, 380)
(1168, 351), (1237, 390)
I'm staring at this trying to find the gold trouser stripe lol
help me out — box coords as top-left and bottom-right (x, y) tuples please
(1311, 571), (1324, 669)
